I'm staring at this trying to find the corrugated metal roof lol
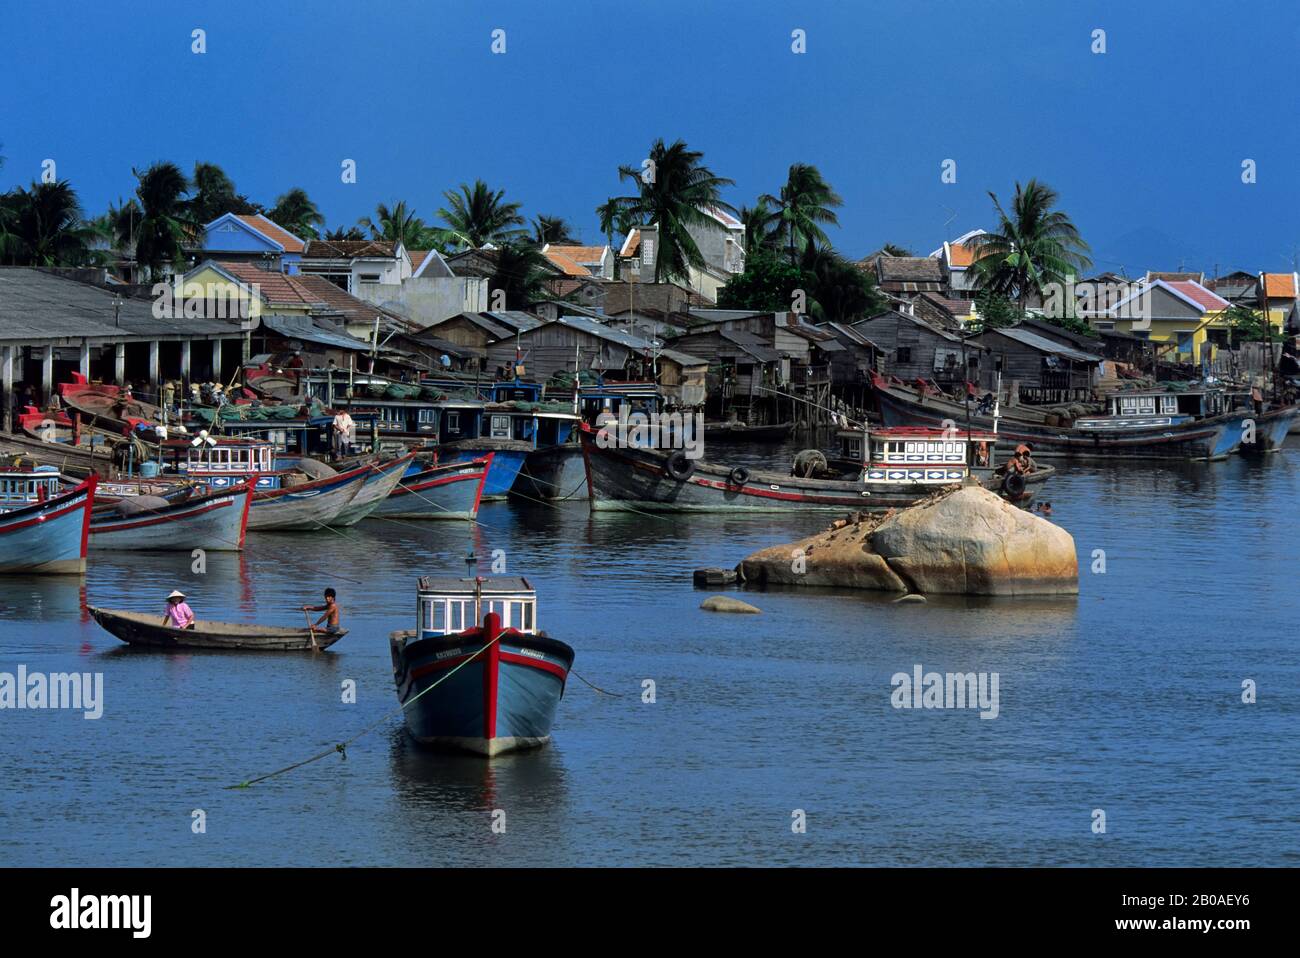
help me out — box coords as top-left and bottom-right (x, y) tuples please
(549, 315), (705, 366)
(259, 315), (372, 351)
(0, 267), (246, 343)
(482, 311), (545, 334)
(990, 326), (1102, 362)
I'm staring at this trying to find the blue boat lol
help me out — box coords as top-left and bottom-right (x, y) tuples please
(370, 454), (493, 520)
(389, 576), (574, 757)
(0, 470), (97, 574)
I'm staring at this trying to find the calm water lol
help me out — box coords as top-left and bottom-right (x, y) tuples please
(2, 436), (1298, 867)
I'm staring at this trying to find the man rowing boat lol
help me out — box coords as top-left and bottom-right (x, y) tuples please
(301, 588), (343, 635)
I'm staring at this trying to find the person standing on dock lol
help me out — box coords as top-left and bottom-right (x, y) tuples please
(331, 409), (355, 461)
(301, 589), (343, 635)
(163, 590), (196, 630)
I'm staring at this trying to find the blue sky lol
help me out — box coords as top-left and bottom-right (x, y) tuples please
(2, 0), (1298, 277)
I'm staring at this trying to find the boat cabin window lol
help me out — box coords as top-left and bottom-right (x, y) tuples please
(445, 412), (461, 433)
(489, 415), (511, 439)
(420, 593), (537, 636)
(0, 475), (61, 504)
(875, 438), (966, 463)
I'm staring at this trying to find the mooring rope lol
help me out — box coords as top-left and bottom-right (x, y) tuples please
(227, 630), (503, 789)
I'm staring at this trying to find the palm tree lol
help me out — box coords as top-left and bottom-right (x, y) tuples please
(800, 242), (882, 323)
(880, 243), (913, 257)
(611, 138), (735, 283)
(325, 225), (366, 241)
(530, 215), (575, 246)
(488, 243), (555, 310)
(266, 188), (324, 240)
(189, 162), (259, 224)
(760, 163), (843, 265)
(356, 199), (439, 248)
(740, 199), (779, 257)
(132, 161), (193, 279)
(966, 179), (1092, 306)
(435, 180), (526, 249)
(0, 181), (97, 266)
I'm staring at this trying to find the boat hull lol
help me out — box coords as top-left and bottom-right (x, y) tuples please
(371, 455), (492, 520)
(90, 484), (252, 551)
(0, 477), (96, 574)
(246, 462), (369, 531)
(514, 443), (588, 500)
(89, 607), (345, 650)
(873, 383), (1239, 461)
(1238, 405), (1299, 455)
(391, 616), (573, 757)
(328, 454), (415, 527)
(439, 442), (528, 500)
(580, 429), (1050, 512)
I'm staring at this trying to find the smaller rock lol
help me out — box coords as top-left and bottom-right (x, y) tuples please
(701, 596), (762, 614)
(893, 593), (927, 604)
(693, 567), (738, 587)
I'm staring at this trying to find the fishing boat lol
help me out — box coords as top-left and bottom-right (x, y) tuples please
(579, 422), (1052, 512)
(162, 436), (369, 531)
(327, 452), (417, 526)
(872, 373), (1246, 461)
(389, 576), (574, 756)
(0, 470), (97, 573)
(88, 607), (346, 651)
(89, 481), (254, 551)
(370, 454), (493, 520)
(703, 420), (795, 443)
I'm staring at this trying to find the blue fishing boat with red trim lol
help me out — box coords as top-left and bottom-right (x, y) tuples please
(370, 454), (493, 520)
(0, 470), (97, 574)
(389, 576), (574, 757)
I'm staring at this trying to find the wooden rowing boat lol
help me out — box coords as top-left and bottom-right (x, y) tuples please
(88, 607), (347, 651)
(703, 420), (795, 443)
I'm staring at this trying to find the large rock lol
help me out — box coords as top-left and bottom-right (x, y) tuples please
(738, 485), (1077, 596)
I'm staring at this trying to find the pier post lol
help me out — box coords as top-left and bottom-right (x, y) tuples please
(180, 340), (192, 384)
(41, 346), (54, 405)
(211, 339), (222, 382)
(114, 343), (126, 386)
(79, 340), (90, 379)
(148, 340), (160, 396)
(1, 345), (12, 434)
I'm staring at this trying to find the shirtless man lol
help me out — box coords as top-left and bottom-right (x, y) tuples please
(302, 588), (343, 634)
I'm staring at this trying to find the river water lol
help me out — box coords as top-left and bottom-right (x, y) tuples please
(2, 436), (1297, 866)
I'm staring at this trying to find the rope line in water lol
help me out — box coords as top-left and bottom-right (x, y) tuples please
(227, 630), (502, 789)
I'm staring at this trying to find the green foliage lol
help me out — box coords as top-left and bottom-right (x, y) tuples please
(972, 289), (1026, 330)
(0, 180), (98, 266)
(189, 162), (260, 224)
(530, 215), (575, 246)
(358, 200), (442, 250)
(717, 249), (805, 311)
(1226, 304), (1275, 343)
(798, 244), (883, 323)
(611, 138), (735, 283)
(267, 188), (325, 241)
(488, 243), (553, 310)
(760, 163), (843, 265)
(436, 180), (526, 250)
(132, 161), (193, 277)
(967, 179), (1092, 304)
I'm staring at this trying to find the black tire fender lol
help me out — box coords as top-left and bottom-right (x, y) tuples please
(1001, 471), (1027, 498)
(728, 466), (750, 486)
(665, 450), (696, 481)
